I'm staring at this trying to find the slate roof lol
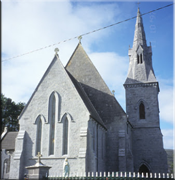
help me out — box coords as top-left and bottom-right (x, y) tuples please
(1, 132), (18, 150)
(66, 43), (113, 95)
(66, 42), (126, 124)
(66, 71), (107, 129)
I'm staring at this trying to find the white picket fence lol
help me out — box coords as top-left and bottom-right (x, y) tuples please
(48, 172), (174, 179)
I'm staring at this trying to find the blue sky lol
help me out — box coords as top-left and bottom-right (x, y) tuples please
(2, 0), (174, 149)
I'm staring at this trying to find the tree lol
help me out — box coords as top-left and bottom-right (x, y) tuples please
(1, 94), (25, 131)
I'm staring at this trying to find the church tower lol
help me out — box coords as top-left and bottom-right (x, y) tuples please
(124, 8), (168, 173)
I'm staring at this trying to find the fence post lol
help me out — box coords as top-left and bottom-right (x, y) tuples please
(150, 173), (152, 178)
(133, 172), (135, 178)
(171, 173), (174, 179)
(129, 172), (131, 177)
(154, 173), (157, 178)
(146, 173), (148, 178)
(167, 173), (169, 178)
(120, 172), (122, 177)
(137, 172), (140, 178)
(116, 172), (118, 177)
(162, 173), (165, 178)
(104, 172), (106, 177)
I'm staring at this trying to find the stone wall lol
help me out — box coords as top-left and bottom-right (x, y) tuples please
(125, 85), (168, 173)
(10, 55), (91, 178)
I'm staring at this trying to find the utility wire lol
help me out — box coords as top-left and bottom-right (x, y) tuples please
(2, 3), (173, 62)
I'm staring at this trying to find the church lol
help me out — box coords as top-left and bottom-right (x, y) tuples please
(1, 8), (168, 179)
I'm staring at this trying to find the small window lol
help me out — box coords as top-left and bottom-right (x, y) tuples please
(49, 93), (56, 155)
(137, 54), (139, 64)
(63, 117), (69, 155)
(93, 126), (96, 152)
(140, 54), (143, 63)
(139, 102), (145, 119)
(36, 118), (42, 154)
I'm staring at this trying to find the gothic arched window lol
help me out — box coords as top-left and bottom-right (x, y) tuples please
(49, 92), (56, 155)
(36, 118), (42, 154)
(3, 159), (10, 174)
(137, 54), (139, 64)
(63, 117), (69, 155)
(140, 54), (143, 63)
(139, 102), (145, 119)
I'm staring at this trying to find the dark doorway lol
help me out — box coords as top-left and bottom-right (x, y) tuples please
(139, 164), (150, 176)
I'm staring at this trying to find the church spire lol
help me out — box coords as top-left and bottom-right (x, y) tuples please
(133, 8), (147, 49)
(124, 8), (157, 84)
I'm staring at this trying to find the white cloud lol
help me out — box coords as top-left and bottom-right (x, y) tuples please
(158, 78), (173, 124)
(2, 1), (120, 103)
(161, 129), (174, 149)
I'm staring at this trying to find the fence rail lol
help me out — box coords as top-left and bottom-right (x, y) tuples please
(47, 172), (174, 180)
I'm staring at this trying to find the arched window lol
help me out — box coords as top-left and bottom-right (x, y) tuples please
(36, 118), (42, 154)
(140, 54), (142, 63)
(137, 54), (139, 64)
(140, 54), (143, 63)
(3, 159), (10, 174)
(49, 93), (56, 155)
(139, 164), (149, 176)
(139, 102), (145, 119)
(63, 117), (69, 155)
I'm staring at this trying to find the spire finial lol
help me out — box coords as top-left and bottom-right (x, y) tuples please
(54, 48), (59, 55)
(112, 90), (115, 96)
(78, 36), (82, 43)
(136, 2), (140, 8)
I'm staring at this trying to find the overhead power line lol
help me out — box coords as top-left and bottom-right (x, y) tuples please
(2, 3), (173, 62)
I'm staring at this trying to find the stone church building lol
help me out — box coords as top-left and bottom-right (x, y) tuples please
(1, 8), (168, 179)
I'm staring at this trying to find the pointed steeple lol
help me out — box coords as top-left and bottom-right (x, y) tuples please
(133, 8), (147, 48)
(124, 8), (157, 85)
